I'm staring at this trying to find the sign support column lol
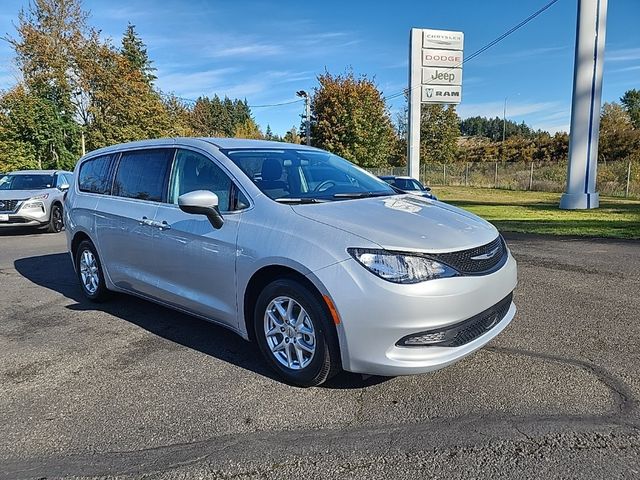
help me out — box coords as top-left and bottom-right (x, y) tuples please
(560, 0), (608, 210)
(407, 29), (422, 180)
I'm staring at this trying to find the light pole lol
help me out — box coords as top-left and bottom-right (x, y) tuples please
(296, 90), (311, 146)
(502, 93), (519, 143)
(502, 96), (508, 144)
(560, 0), (608, 210)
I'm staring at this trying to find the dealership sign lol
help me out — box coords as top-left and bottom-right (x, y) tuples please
(407, 28), (465, 179)
(412, 29), (464, 104)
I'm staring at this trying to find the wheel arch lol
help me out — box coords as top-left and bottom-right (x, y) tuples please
(242, 264), (335, 343)
(70, 231), (93, 270)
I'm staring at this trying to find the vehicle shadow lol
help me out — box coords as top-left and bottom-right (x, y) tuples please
(13, 252), (388, 389)
(0, 226), (47, 236)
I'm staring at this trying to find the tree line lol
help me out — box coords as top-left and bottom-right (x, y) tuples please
(0, 0), (272, 172)
(1, 0), (638, 173)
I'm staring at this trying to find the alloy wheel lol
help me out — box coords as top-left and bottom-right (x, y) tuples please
(79, 249), (100, 295)
(264, 296), (316, 370)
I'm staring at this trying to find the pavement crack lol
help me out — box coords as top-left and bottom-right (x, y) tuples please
(486, 346), (637, 418)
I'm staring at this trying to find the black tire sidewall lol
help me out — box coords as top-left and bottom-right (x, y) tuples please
(48, 204), (63, 233)
(75, 240), (109, 302)
(254, 278), (339, 387)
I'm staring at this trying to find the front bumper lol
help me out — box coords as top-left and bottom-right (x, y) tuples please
(311, 251), (518, 376)
(0, 208), (49, 228)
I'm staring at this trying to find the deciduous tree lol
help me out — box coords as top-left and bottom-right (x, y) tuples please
(310, 71), (396, 167)
(420, 104), (460, 164)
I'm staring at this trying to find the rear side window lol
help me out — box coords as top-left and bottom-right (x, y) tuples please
(78, 155), (113, 194)
(113, 149), (173, 202)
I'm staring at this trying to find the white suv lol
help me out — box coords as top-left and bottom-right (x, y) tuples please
(0, 170), (73, 233)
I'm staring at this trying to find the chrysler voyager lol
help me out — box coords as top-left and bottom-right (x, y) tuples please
(65, 138), (517, 386)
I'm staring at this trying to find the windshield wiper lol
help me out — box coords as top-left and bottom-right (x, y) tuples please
(332, 192), (392, 199)
(275, 197), (327, 204)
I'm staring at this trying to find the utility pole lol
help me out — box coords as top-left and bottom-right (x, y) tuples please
(560, 0), (608, 210)
(296, 90), (311, 146)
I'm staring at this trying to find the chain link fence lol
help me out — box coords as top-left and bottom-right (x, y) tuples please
(367, 161), (640, 198)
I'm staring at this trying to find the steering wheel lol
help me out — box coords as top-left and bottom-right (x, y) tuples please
(314, 180), (336, 192)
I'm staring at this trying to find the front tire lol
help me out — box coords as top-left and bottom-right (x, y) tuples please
(75, 240), (111, 302)
(254, 278), (341, 387)
(47, 204), (64, 233)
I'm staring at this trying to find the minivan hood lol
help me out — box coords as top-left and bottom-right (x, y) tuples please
(0, 189), (52, 200)
(292, 195), (498, 252)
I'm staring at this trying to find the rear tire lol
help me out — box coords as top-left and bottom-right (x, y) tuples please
(254, 278), (341, 387)
(75, 240), (111, 302)
(47, 204), (64, 233)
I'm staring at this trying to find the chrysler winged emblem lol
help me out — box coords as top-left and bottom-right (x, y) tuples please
(471, 246), (500, 261)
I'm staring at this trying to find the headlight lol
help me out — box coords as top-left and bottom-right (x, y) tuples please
(348, 248), (458, 284)
(28, 193), (49, 200)
(21, 201), (45, 210)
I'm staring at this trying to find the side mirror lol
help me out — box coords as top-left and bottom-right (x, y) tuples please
(424, 186), (431, 192)
(178, 190), (224, 229)
(59, 183), (70, 192)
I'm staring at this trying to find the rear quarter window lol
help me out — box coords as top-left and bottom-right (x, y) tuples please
(78, 155), (114, 194)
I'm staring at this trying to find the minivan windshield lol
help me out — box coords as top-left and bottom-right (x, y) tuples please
(0, 174), (55, 191)
(221, 148), (397, 202)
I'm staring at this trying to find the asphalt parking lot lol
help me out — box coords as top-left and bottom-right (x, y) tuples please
(1, 229), (639, 479)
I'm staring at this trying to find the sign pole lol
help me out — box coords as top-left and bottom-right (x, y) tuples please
(407, 28), (422, 180)
(560, 0), (608, 210)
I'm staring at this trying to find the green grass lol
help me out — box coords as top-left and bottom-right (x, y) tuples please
(432, 186), (640, 239)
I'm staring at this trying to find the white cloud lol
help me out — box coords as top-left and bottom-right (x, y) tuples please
(475, 46), (568, 67)
(155, 67), (239, 99)
(606, 48), (640, 62)
(457, 101), (562, 119)
(206, 43), (284, 58)
(609, 65), (640, 73)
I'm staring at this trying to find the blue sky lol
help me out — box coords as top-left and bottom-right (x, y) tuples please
(1, 0), (639, 136)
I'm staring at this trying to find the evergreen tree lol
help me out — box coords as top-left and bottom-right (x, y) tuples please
(621, 89), (640, 129)
(121, 23), (157, 85)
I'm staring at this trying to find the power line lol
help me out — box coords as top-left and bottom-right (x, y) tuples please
(250, 99), (304, 108)
(159, 91), (303, 109)
(383, 0), (561, 102)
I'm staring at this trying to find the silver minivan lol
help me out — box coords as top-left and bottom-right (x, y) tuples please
(66, 138), (517, 386)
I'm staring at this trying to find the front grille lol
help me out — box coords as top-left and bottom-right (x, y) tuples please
(433, 236), (507, 275)
(397, 293), (513, 348)
(0, 200), (20, 213)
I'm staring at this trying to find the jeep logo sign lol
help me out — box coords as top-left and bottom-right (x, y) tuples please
(422, 67), (463, 86)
